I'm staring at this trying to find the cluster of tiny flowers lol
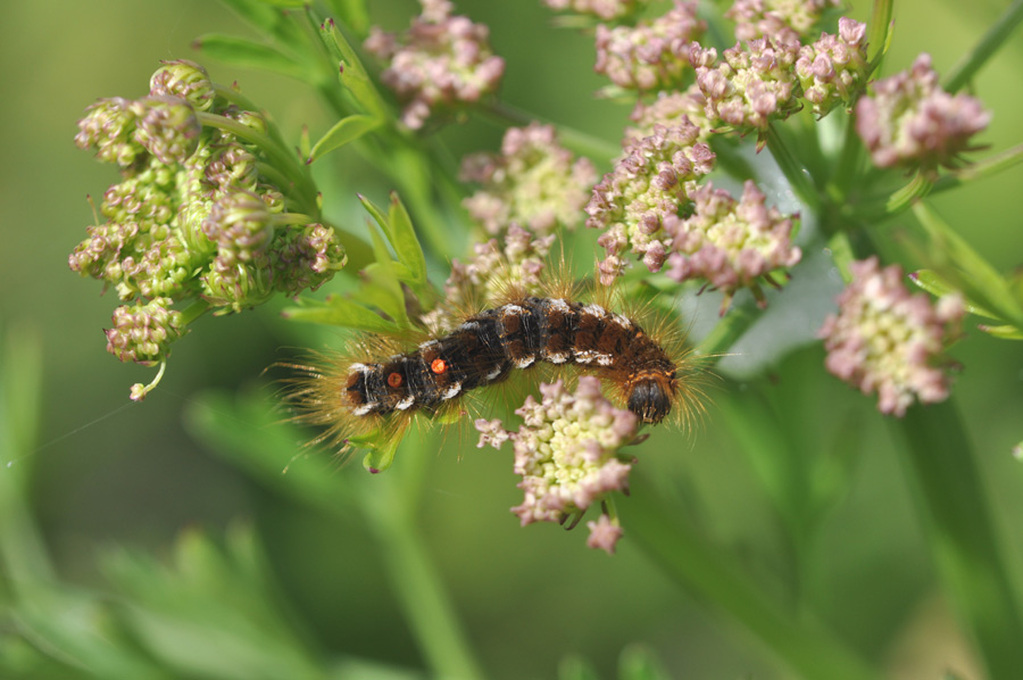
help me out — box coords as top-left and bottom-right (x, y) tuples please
(587, 119), (716, 284)
(594, 1), (706, 92)
(818, 257), (965, 417)
(726, 0), (841, 46)
(475, 377), (638, 554)
(422, 225), (555, 333)
(70, 60), (346, 388)
(364, 0), (505, 130)
(691, 37), (801, 135)
(855, 54), (991, 172)
(105, 297), (184, 365)
(795, 17), (869, 117)
(543, 0), (650, 21)
(625, 86), (713, 145)
(664, 180), (802, 308)
(461, 123), (597, 235)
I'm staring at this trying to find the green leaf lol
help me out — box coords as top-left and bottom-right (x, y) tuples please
(355, 194), (428, 292)
(322, 0), (371, 35)
(353, 429), (402, 473)
(319, 18), (387, 115)
(618, 644), (672, 680)
(977, 323), (1023, 340)
(894, 402), (1023, 679)
(867, 0), (894, 69)
(194, 34), (308, 80)
(910, 269), (1001, 319)
(912, 202), (1023, 326)
(386, 193), (427, 287)
(356, 260), (410, 327)
(183, 390), (357, 517)
(216, 0), (309, 51)
(557, 655), (600, 680)
(308, 114), (382, 162)
(283, 296), (401, 334)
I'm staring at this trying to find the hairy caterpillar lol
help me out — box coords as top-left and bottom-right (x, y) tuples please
(288, 287), (701, 464)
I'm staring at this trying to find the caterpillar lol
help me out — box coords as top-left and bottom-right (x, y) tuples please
(288, 289), (701, 463)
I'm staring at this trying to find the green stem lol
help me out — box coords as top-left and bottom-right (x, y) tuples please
(625, 473), (881, 680)
(866, 0), (894, 73)
(358, 469), (485, 680)
(931, 142), (1023, 194)
(696, 298), (761, 361)
(764, 124), (821, 213)
(180, 299), (211, 326)
(884, 172), (934, 215)
(480, 101), (622, 165)
(944, 0), (1023, 93)
(826, 112), (866, 204)
(197, 111), (320, 214)
(891, 401), (1023, 680)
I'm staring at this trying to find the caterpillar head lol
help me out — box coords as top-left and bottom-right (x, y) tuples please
(626, 372), (676, 424)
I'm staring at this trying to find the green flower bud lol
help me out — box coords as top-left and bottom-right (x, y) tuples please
(149, 59), (215, 112)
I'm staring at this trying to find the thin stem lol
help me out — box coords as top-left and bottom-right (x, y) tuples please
(891, 402), (1023, 680)
(866, 0), (894, 72)
(625, 474), (881, 680)
(826, 111), (866, 204)
(884, 172), (934, 215)
(764, 124), (822, 213)
(697, 297), (761, 360)
(931, 142), (1023, 194)
(944, 0), (1023, 93)
(358, 464), (485, 680)
(479, 101), (622, 164)
(197, 111), (320, 213)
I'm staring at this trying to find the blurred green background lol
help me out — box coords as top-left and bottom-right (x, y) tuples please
(2, 1), (1023, 678)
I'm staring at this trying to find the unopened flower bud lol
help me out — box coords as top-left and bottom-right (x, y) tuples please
(132, 95), (201, 164)
(105, 298), (185, 364)
(149, 59), (215, 112)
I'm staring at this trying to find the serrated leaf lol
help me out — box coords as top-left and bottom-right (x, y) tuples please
(358, 193), (389, 233)
(978, 323), (1023, 340)
(194, 34), (308, 80)
(386, 193), (427, 287)
(912, 202), (1023, 325)
(283, 297), (400, 334)
(911, 269), (1001, 319)
(308, 114), (382, 162)
(356, 261), (409, 327)
(353, 430), (402, 473)
(217, 0), (309, 51)
(319, 19), (386, 115)
(322, 0), (370, 35)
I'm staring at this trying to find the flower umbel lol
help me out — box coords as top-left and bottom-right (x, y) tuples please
(364, 0), (505, 130)
(818, 257), (965, 417)
(105, 298), (184, 365)
(476, 377), (639, 553)
(664, 180), (802, 310)
(795, 17), (869, 117)
(691, 37), (802, 137)
(461, 123), (597, 236)
(855, 53), (991, 172)
(587, 119), (716, 284)
(543, 0), (651, 22)
(726, 0), (842, 46)
(593, 1), (706, 92)
(71, 60), (346, 396)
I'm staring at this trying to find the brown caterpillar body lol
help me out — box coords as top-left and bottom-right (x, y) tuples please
(288, 291), (702, 457)
(345, 296), (677, 424)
